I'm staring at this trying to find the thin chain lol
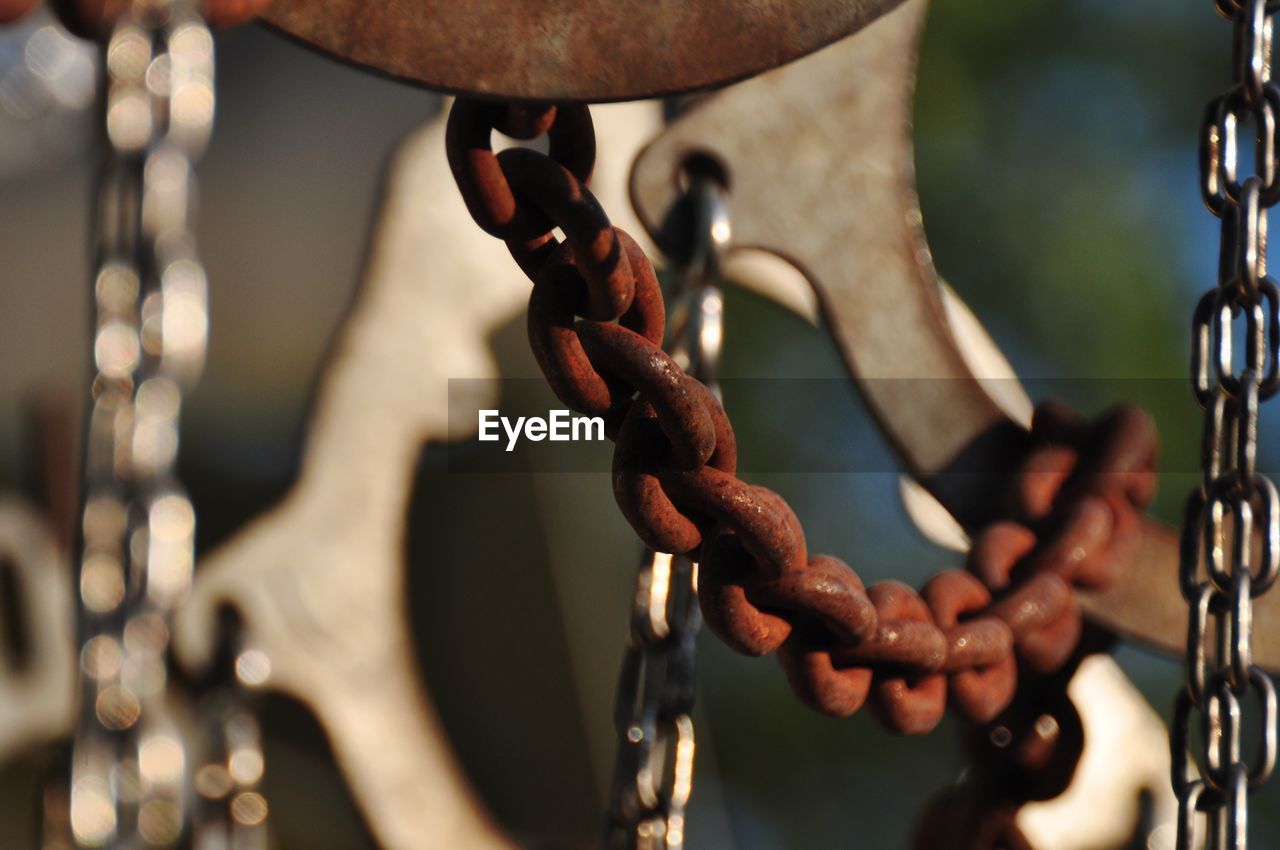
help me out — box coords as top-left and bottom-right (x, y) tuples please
(70, 2), (214, 846)
(1177, 2), (1280, 847)
(193, 697), (270, 850)
(604, 177), (729, 850)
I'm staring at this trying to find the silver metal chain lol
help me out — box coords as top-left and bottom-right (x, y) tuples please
(70, 2), (216, 846)
(192, 696), (270, 850)
(603, 175), (729, 850)
(1176, 1), (1280, 847)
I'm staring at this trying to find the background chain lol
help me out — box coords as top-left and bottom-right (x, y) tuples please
(603, 176), (728, 850)
(66, 3), (265, 847)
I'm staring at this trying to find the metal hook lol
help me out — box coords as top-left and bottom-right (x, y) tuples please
(668, 175), (730, 389)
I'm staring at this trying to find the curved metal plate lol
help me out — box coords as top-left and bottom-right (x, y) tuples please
(631, 0), (1013, 525)
(629, 0), (1280, 671)
(261, 0), (906, 102)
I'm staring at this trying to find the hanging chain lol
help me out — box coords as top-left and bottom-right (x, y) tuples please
(1176, 1), (1280, 847)
(70, 1), (215, 846)
(604, 176), (728, 850)
(192, 695), (270, 850)
(445, 99), (1157, 736)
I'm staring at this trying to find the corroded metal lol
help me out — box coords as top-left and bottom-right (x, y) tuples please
(628, 0), (1280, 672)
(262, 0), (908, 102)
(444, 74), (1157, 733)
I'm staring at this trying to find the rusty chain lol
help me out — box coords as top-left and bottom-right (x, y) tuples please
(445, 99), (1157, 736)
(603, 175), (728, 850)
(1176, 1), (1280, 847)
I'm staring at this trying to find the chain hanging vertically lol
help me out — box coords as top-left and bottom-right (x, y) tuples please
(1176, 1), (1280, 847)
(192, 693), (270, 850)
(604, 176), (729, 850)
(69, 1), (216, 845)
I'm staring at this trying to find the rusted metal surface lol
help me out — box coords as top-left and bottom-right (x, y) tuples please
(632, 0), (1008, 516)
(46, 0), (268, 36)
(261, 0), (908, 103)
(0, 0), (38, 23)
(444, 71), (1159, 734)
(628, 0), (1280, 672)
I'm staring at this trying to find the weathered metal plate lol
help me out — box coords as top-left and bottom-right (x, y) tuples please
(632, 0), (1013, 525)
(173, 114), (524, 850)
(0, 500), (75, 766)
(261, 0), (906, 102)
(629, 0), (1280, 671)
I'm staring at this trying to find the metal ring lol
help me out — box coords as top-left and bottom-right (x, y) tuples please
(1237, 0), (1274, 107)
(668, 176), (731, 386)
(1245, 666), (1278, 788)
(1225, 764), (1249, 850)
(1183, 492), (1210, 602)
(1229, 570), (1254, 690)
(1236, 376), (1260, 485)
(1203, 88), (1280, 210)
(675, 175), (732, 289)
(1203, 473), (1277, 594)
(444, 100), (596, 243)
(1174, 688), (1199, 796)
(1203, 475), (1240, 592)
(1253, 277), (1280, 399)
(1176, 778), (1206, 849)
(1234, 176), (1265, 290)
(1188, 582), (1219, 703)
(1203, 677), (1243, 789)
(1202, 94), (1235, 216)
(1251, 474), (1280, 593)
(1193, 289), (1221, 407)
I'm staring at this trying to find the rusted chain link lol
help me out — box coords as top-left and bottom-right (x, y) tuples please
(1176, 1), (1280, 847)
(445, 99), (1157, 735)
(911, 666), (1088, 850)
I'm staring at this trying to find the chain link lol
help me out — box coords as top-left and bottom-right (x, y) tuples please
(1177, 2), (1280, 847)
(66, 4), (265, 847)
(604, 176), (728, 850)
(446, 99), (1157, 737)
(193, 699), (270, 850)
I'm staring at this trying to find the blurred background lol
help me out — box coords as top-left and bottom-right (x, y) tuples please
(0, 0), (1278, 847)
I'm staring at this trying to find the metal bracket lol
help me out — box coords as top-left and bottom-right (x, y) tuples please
(171, 113), (520, 850)
(629, 0), (1280, 670)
